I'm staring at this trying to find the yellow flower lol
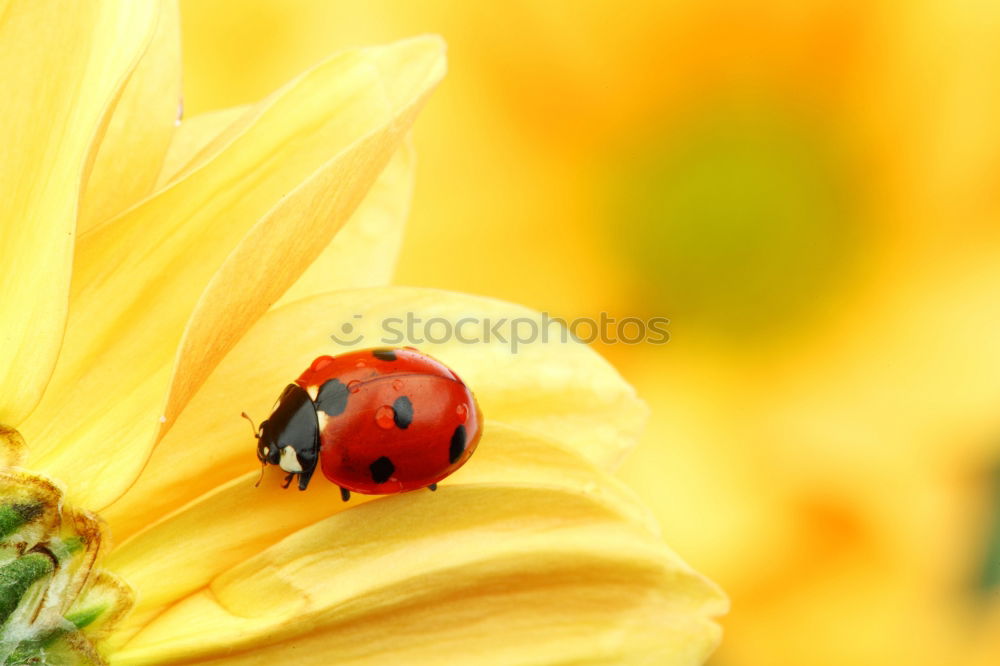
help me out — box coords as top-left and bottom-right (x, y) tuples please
(0, 1), (725, 664)
(176, 1), (1000, 664)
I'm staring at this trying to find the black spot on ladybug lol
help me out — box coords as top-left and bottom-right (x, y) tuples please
(449, 425), (467, 464)
(369, 456), (395, 484)
(316, 379), (348, 416)
(393, 396), (413, 429)
(372, 348), (397, 361)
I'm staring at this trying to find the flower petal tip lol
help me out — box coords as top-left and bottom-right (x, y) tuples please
(0, 426), (28, 468)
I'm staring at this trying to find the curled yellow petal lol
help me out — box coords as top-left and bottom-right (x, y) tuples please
(20, 37), (447, 510)
(0, 0), (159, 425)
(78, 0), (182, 232)
(101, 287), (645, 539)
(112, 483), (724, 665)
(163, 116), (414, 301)
(105, 424), (663, 643)
(275, 138), (416, 306)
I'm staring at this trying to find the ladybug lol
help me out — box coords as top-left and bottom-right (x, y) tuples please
(249, 347), (482, 501)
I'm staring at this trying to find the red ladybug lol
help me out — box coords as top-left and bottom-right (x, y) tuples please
(251, 347), (482, 501)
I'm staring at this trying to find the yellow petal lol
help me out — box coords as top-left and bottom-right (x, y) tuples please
(78, 1), (182, 232)
(163, 41), (443, 442)
(112, 483), (724, 665)
(101, 287), (645, 539)
(162, 115), (414, 302)
(105, 424), (663, 644)
(20, 37), (447, 509)
(0, 1), (159, 425)
(154, 105), (250, 188)
(275, 138), (415, 306)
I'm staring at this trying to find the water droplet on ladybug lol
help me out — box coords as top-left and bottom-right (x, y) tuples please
(375, 405), (396, 429)
(355, 359), (366, 369)
(456, 403), (468, 423)
(392, 379), (404, 391)
(311, 356), (333, 372)
(347, 380), (362, 393)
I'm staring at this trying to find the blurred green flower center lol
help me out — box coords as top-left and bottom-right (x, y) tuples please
(617, 99), (860, 342)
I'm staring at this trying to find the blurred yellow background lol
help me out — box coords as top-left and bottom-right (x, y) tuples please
(178, 1), (1000, 664)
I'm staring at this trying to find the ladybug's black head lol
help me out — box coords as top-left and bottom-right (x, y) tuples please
(256, 419), (281, 466)
(242, 411), (280, 466)
(256, 384), (320, 477)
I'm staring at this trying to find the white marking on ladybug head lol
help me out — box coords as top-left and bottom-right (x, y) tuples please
(279, 446), (303, 473)
(306, 384), (319, 401)
(316, 410), (330, 431)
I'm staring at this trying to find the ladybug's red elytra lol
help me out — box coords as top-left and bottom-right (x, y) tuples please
(252, 347), (482, 501)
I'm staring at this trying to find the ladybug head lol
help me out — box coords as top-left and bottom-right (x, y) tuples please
(256, 384), (319, 473)
(256, 420), (281, 466)
(243, 411), (280, 466)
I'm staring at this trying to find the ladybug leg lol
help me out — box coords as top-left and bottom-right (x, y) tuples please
(281, 473), (295, 490)
(427, 483), (438, 492)
(297, 466), (316, 491)
(340, 487), (351, 502)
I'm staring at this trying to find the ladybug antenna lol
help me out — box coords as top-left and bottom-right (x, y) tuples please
(254, 462), (265, 488)
(241, 411), (259, 439)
